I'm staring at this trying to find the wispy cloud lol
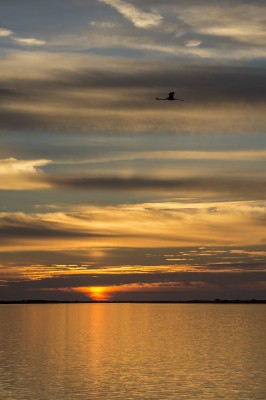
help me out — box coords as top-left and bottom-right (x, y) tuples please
(65, 150), (266, 164)
(179, 2), (266, 46)
(0, 26), (45, 46)
(0, 200), (265, 251)
(0, 28), (13, 37)
(12, 37), (46, 46)
(185, 40), (202, 48)
(99, 0), (163, 29)
(90, 20), (117, 28)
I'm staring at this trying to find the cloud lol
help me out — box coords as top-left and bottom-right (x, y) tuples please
(1, 1), (266, 59)
(0, 200), (265, 252)
(185, 40), (202, 47)
(0, 214), (106, 239)
(90, 20), (117, 28)
(0, 158), (49, 173)
(1, 236), (266, 300)
(2, 154), (264, 199)
(0, 26), (45, 46)
(178, 2), (266, 46)
(12, 37), (46, 46)
(98, 0), (163, 29)
(51, 28), (266, 59)
(0, 28), (13, 37)
(60, 150), (266, 165)
(50, 175), (266, 200)
(0, 52), (265, 134)
(0, 158), (51, 190)
(1, 253), (265, 283)
(2, 258), (266, 301)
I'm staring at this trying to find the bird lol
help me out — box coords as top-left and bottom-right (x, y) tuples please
(155, 92), (184, 101)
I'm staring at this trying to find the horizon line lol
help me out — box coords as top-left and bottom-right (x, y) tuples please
(1, 299), (266, 305)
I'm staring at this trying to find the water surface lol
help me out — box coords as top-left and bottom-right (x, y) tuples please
(0, 304), (265, 399)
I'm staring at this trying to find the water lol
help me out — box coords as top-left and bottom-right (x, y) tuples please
(0, 304), (265, 400)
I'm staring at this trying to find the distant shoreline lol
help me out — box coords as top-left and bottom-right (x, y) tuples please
(1, 300), (266, 304)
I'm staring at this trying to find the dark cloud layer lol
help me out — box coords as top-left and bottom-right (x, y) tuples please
(3, 270), (266, 289)
(0, 60), (265, 134)
(0, 216), (109, 240)
(1, 269), (265, 301)
(1, 64), (265, 104)
(52, 65), (266, 103)
(50, 175), (266, 198)
(0, 225), (106, 239)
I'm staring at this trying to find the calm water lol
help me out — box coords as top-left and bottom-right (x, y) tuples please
(0, 304), (265, 400)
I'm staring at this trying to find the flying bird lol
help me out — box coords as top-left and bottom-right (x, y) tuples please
(155, 92), (184, 101)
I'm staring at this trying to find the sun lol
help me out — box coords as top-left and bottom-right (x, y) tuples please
(74, 286), (112, 301)
(89, 287), (110, 301)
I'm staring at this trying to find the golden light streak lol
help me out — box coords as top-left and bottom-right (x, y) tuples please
(60, 149), (266, 165)
(4, 260), (266, 284)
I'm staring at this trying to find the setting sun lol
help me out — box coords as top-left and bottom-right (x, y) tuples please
(75, 286), (112, 301)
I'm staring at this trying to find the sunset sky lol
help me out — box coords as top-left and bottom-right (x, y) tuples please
(0, 0), (266, 301)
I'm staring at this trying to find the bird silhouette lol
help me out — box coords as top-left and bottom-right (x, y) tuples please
(155, 92), (184, 101)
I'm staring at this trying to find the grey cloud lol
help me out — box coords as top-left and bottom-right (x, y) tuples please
(1, 245), (265, 268)
(3, 269), (266, 289)
(0, 215), (110, 240)
(0, 88), (23, 98)
(0, 61), (265, 134)
(0, 225), (103, 239)
(0, 109), (52, 131)
(1, 63), (266, 103)
(50, 175), (266, 198)
(203, 261), (266, 271)
(30, 64), (266, 102)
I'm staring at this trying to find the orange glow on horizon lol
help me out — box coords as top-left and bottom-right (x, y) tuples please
(72, 280), (211, 301)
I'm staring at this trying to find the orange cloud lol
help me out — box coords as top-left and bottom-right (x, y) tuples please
(0, 200), (266, 252)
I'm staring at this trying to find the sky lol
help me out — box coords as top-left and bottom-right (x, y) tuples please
(0, 0), (266, 301)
